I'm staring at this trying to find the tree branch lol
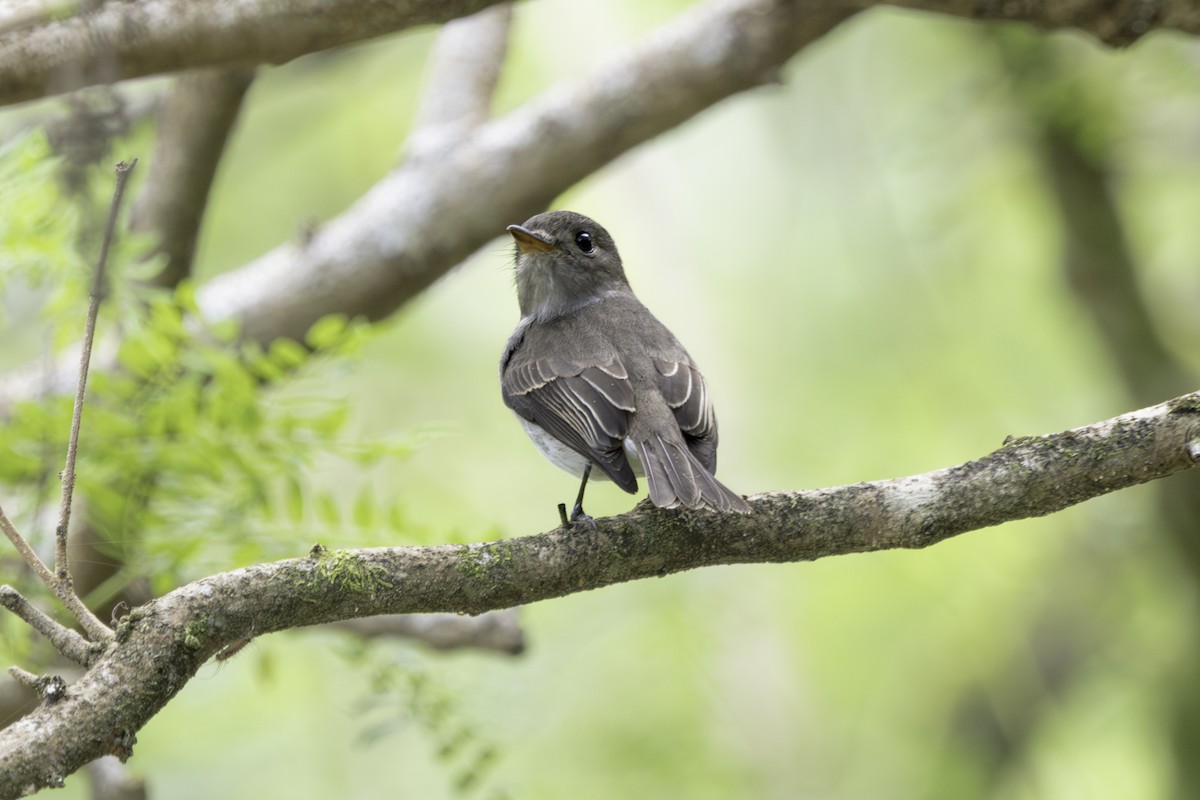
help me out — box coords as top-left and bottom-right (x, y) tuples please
(45, 159), (137, 644)
(194, 0), (857, 345)
(3, 0), (1198, 409)
(870, 0), (1200, 46)
(407, 3), (513, 160)
(327, 609), (525, 655)
(129, 68), (256, 288)
(1, 389), (1197, 796)
(2, 0), (1195, 110)
(0, 585), (95, 666)
(179, 0), (1200, 346)
(0, 0), (507, 108)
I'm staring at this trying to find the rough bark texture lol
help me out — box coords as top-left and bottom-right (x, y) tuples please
(4, 0), (1199, 408)
(877, 0), (1200, 46)
(1, 0), (1196, 109)
(1, 390), (1198, 797)
(0, 0), (506, 107)
(192, 0), (856, 345)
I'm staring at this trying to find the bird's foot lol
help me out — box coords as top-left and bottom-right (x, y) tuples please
(557, 501), (597, 530)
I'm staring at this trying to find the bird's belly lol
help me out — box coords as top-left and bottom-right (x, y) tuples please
(517, 417), (643, 480)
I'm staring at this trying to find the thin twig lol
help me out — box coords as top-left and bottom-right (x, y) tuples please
(0, 504), (105, 657)
(52, 158), (138, 641)
(0, 505), (55, 586)
(0, 586), (95, 666)
(55, 159), (137, 572)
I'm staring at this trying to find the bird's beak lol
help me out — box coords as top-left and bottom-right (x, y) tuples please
(507, 224), (557, 254)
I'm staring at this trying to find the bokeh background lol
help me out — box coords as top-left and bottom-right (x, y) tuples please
(3, 1), (1200, 797)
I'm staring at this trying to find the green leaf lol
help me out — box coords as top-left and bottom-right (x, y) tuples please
(174, 279), (198, 313)
(306, 313), (349, 350)
(352, 485), (376, 528)
(316, 492), (340, 526)
(268, 338), (310, 370)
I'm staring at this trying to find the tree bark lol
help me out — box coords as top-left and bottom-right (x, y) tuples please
(1, 388), (1197, 797)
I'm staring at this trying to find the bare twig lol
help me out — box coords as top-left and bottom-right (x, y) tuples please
(53, 158), (138, 641)
(0, 505), (56, 587)
(0, 585), (95, 666)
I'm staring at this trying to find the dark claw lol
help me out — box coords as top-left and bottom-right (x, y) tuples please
(569, 504), (597, 530)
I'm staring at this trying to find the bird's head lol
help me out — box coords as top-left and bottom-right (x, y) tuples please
(507, 210), (629, 320)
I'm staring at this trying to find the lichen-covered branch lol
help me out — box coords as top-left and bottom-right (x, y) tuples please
(1, 389), (1197, 797)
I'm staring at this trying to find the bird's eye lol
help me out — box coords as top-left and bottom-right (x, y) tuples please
(574, 231), (594, 253)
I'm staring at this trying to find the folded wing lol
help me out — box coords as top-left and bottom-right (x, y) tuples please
(502, 357), (639, 492)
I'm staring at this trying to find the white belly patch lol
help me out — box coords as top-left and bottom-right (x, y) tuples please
(518, 417), (643, 481)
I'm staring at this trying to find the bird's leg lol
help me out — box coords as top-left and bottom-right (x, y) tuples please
(567, 464), (597, 529)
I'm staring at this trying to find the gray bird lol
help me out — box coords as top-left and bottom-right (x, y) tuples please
(499, 210), (751, 525)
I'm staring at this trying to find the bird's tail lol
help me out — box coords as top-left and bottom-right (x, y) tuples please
(632, 435), (751, 514)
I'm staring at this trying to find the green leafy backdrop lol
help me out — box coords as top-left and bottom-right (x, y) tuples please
(2, 2), (1198, 797)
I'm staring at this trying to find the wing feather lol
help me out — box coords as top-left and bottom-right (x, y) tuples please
(654, 359), (718, 472)
(502, 355), (637, 492)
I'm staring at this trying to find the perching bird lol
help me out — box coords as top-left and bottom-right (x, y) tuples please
(499, 210), (751, 525)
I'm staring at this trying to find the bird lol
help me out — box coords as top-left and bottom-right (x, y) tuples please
(499, 210), (751, 526)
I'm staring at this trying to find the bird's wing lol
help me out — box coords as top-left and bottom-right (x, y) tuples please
(502, 355), (639, 492)
(654, 358), (718, 473)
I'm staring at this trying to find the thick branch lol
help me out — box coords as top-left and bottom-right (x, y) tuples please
(407, 3), (512, 159)
(873, 0), (1200, 46)
(2, 0), (1196, 110)
(195, 0), (856, 345)
(328, 609), (525, 654)
(130, 68), (256, 288)
(1, 390), (1197, 796)
(0, 0), (506, 108)
(4, 0), (1199, 408)
(189, 0), (1200, 346)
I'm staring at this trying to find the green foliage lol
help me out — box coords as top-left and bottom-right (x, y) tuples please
(0, 140), (417, 608)
(354, 649), (508, 800)
(0, 133), (87, 303)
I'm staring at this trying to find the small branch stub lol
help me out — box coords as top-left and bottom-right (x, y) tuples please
(7, 667), (66, 705)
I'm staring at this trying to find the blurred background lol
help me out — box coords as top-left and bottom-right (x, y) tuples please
(2, 1), (1200, 797)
